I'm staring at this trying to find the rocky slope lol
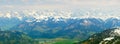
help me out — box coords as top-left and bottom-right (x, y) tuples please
(80, 28), (120, 44)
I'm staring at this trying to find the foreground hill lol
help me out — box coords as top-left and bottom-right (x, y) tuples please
(0, 30), (38, 44)
(80, 28), (120, 44)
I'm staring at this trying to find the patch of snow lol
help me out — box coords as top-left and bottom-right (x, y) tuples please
(113, 28), (120, 36)
(6, 12), (11, 18)
(25, 20), (33, 22)
(103, 37), (114, 41)
(80, 19), (92, 26)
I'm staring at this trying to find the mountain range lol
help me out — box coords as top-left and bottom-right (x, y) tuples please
(0, 16), (120, 40)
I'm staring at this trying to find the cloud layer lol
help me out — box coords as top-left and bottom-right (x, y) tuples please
(0, 0), (120, 21)
(0, 8), (120, 21)
(0, 0), (120, 8)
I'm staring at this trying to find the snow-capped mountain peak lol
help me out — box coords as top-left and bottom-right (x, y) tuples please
(0, 8), (120, 22)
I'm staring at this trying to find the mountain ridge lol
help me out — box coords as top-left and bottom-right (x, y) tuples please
(80, 28), (120, 44)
